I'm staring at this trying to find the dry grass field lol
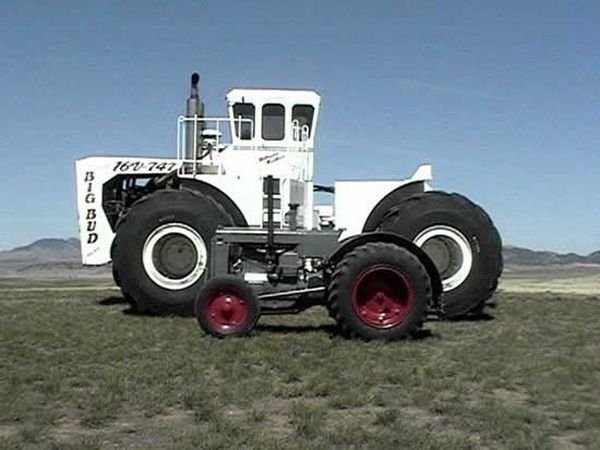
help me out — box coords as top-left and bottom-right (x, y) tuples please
(1, 275), (599, 449)
(501, 265), (600, 296)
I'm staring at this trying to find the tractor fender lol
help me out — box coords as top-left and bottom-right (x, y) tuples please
(178, 178), (248, 226)
(361, 181), (426, 232)
(328, 231), (442, 300)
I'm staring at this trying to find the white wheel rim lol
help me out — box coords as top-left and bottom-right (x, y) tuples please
(142, 223), (207, 290)
(413, 225), (473, 291)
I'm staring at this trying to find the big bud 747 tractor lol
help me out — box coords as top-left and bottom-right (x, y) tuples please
(75, 73), (502, 339)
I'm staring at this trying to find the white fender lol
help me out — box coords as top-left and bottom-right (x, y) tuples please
(334, 164), (433, 240)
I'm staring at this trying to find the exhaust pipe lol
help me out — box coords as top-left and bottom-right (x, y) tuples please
(185, 73), (204, 160)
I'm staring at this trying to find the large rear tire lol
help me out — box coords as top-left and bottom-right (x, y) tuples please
(112, 189), (233, 315)
(327, 242), (431, 340)
(112, 252), (146, 312)
(378, 191), (502, 319)
(111, 264), (121, 287)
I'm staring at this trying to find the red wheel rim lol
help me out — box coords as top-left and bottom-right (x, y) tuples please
(205, 289), (250, 333)
(351, 265), (415, 329)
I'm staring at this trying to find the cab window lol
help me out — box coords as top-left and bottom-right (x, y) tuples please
(232, 103), (255, 140)
(262, 104), (285, 140)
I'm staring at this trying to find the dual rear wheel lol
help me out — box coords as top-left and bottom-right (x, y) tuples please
(377, 192), (503, 318)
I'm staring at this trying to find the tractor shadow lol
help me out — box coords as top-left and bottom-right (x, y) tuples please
(426, 300), (497, 323)
(98, 295), (193, 317)
(411, 328), (436, 340)
(455, 301), (498, 322)
(256, 323), (436, 341)
(97, 295), (439, 340)
(98, 296), (129, 306)
(426, 311), (496, 323)
(98, 295), (141, 316)
(454, 311), (496, 322)
(256, 323), (337, 336)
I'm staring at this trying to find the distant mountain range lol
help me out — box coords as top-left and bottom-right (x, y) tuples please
(0, 238), (598, 277)
(0, 238), (107, 278)
(503, 245), (600, 266)
(5, 238), (81, 262)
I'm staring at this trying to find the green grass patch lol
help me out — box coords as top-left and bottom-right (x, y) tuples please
(1, 286), (599, 448)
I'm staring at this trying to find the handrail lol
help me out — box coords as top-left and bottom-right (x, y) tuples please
(176, 115), (254, 162)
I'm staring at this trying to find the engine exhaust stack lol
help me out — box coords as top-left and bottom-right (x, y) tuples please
(185, 73), (204, 160)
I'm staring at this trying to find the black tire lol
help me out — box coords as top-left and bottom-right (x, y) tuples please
(112, 189), (234, 315)
(112, 259), (144, 312)
(378, 191), (502, 319)
(195, 275), (260, 337)
(111, 264), (121, 287)
(327, 242), (431, 341)
(121, 289), (145, 312)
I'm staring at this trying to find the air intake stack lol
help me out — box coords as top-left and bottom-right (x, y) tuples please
(185, 73), (204, 160)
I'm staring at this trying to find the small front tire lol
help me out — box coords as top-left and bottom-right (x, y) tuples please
(195, 276), (261, 338)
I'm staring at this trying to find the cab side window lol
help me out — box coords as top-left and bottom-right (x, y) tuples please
(262, 104), (285, 140)
(232, 103), (255, 140)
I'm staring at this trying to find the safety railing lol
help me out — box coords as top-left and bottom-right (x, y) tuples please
(176, 116), (254, 176)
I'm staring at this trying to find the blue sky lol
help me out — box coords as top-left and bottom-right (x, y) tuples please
(0, 0), (598, 253)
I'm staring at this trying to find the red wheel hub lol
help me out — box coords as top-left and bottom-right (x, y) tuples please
(351, 265), (415, 329)
(205, 289), (250, 333)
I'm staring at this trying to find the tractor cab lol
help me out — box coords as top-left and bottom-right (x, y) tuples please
(226, 88), (321, 151)
(177, 75), (321, 163)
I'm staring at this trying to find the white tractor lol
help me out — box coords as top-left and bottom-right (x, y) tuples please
(75, 73), (502, 335)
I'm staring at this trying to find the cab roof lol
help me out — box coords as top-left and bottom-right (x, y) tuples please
(226, 88), (321, 106)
